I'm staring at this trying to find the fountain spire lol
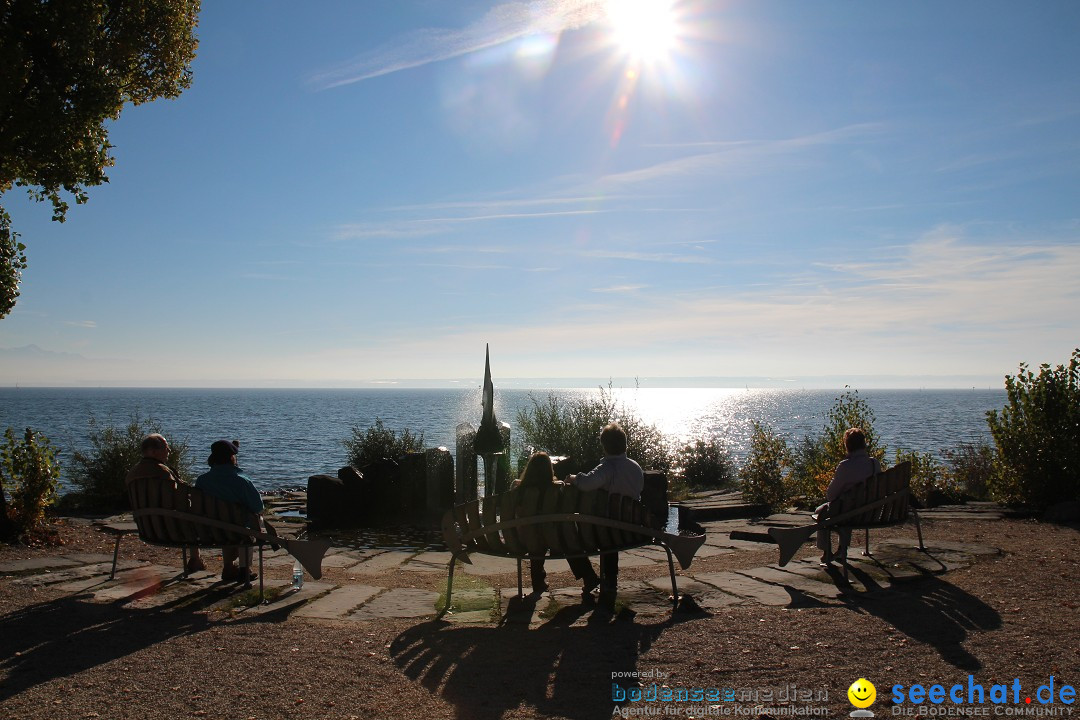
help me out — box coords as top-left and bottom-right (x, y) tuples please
(474, 343), (504, 455)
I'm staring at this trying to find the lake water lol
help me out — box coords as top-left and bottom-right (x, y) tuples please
(0, 387), (1006, 493)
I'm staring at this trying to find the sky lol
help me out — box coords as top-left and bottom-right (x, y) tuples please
(1, 0), (1078, 388)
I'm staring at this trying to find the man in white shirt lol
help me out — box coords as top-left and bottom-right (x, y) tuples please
(565, 422), (644, 610)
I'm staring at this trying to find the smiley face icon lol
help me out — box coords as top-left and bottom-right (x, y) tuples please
(848, 678), (876, 709)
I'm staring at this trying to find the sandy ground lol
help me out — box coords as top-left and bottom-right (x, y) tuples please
(0, 516), (1078, 720)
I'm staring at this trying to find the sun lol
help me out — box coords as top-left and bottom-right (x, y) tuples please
(605, 0), (679, 64)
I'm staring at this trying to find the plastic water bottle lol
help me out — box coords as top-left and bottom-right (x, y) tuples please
(292, 561), (304, 590)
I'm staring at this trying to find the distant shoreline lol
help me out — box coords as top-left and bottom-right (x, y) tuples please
(0, 376), (1004, 391)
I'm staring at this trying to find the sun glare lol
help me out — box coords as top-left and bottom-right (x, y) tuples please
(605, 0), (679, 64)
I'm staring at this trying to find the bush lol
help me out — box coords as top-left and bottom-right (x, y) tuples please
(0, 427), (60, 541)
(986, 348), (1080, 509)
(785, 389), (887, 501)
(68, 415), (194, 511)
(739, 422), (790, 509)
(677, 437), (736, 489)
(514, 387), (674, 475)
(344, 418), (425, 468)
(895, 448), (952, 506)
(943, 441), (995, 500)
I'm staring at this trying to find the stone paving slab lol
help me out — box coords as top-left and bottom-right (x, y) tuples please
(321, 552), (370, 568)
(0, 556), (81, 573)
(293, 584), (379, 620)
(733, 566), (845, 601)
(644, 577), (743, 612)
(690, 571), (793, 606)
(13, 561), (137, 588)
(458, 553), (519, 576)
(345, 550), (416, 574)
(62, 553), (117, 564)
(349, 588), (439, 620)
(402, 551), (451, 572)
(89, 565), (182, 602)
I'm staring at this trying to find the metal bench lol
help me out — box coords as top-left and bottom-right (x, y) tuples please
(439, 484), (705, 614)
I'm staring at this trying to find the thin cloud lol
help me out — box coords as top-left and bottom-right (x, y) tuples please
(592, 284), (646, 293)
(580, 249), (713, 264)
(310, 0), (607, 89)
(595, 124), (885, 189)
(63, 320), (97, 329)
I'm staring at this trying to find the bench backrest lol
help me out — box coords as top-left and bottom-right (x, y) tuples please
(128, 475), (258, 548)
(831, 460), (913, 527)
(450, 485), (658, 557)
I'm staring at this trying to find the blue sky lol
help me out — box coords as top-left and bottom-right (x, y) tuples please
(1, 1), (1078, 387)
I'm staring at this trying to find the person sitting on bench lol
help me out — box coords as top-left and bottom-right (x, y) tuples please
(815, 428), (880, 565)
(565, 422), (644, 611)
(195, 439), (263, 584)
(126, 434), (205, 573)
(511, 451), (562, 595)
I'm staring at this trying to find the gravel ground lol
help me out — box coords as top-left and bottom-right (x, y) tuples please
(1, 516), (1077, 720)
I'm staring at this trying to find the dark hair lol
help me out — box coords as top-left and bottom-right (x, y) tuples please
(843, 428), (867, 452)
(599, 422), (627, 455)
(519, 452), (556, 488)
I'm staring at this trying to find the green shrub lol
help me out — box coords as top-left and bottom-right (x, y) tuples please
(895, 448), (952, 506)
(0, 427), (60, 540)
(343, 418), (425, 468)
(677, 437), (736, 489)
(986, 348), (1080, 509)
(514, 387), (674, 475)
(943, 441), (995, 500)
(739, 421), (790, 509)
(68, 415), (194, 511)
(784, 390), (886, 501)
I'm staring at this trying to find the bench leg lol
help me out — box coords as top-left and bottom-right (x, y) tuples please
(862, 528), (872, 557)
(258, 545), (266, 604)
(516, 559), (523, 598)
(438, 556), (458, 618)
(912, 509), (926, 551)
(664, 546), (679, 610)
(110, 533), (123, 580)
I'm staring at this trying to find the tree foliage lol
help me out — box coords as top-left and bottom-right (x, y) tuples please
(677, 436), (736, 489)
(0, 0), (200, 317)
(738, 421), (790, 508)
(67, 415), (194, 511)
(986, 348), (1080, 509)
(787, 389), (885, 499)
(343, 418), (426, 469)
(514, 387), (673, 476)
(0, 427), (60, 541)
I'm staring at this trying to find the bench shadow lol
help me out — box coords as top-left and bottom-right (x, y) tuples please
(0, 575), (279, 701)
(390, 604), (698, 720)
(830, 561), (1002, 672)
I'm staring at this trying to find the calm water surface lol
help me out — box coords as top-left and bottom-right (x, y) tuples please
(0, 387), (1006, 493)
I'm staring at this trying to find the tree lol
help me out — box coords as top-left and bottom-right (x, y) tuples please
(986, 348), (1080, 509)
(0, 0), (200, 318)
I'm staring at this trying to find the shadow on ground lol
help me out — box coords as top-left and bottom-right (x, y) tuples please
(0, 573), (288, 701)
(829, 560), (1002, 672)
(391, 596), (701, 720)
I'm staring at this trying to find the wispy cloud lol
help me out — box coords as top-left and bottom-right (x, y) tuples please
(580, 249), (713, 264)
(592, 284), (646, 293)
(594, 124), (886, 189)
(309, 0), (608, 89)
(333, 207), (606, 242)
(63, 320), (97, 329)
